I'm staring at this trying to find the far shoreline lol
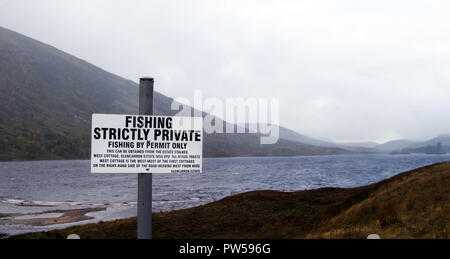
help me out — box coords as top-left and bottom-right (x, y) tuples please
(8, 152), (444, 164)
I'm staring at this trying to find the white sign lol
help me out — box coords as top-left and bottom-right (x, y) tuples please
(91, 114), (203, 173)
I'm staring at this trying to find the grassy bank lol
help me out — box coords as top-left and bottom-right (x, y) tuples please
(12, 162), (450, 239)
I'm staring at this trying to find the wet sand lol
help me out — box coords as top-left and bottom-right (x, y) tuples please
(0, 201), (136, 236)
(3, 207), (106, 227)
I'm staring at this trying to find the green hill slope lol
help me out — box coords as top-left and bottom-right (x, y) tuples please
(12, 162), (449, 239)
(0, 26), (173, 160)
(0, 26), (350, 160)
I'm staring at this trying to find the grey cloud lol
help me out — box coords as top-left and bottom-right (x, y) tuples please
(1, 0), (450, 143)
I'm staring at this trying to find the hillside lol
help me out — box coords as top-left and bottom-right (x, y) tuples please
(242, 123), (379, 154)
(401, 143), (449, 155)
(375, 139), (418, 151)
(410, 134), (450, 148)
(0, 26), (351, 160)
(373, 135), (450, 153)
(12, 162), (449, 239)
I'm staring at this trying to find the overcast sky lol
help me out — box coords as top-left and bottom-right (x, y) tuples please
(1, 0), (450, 143)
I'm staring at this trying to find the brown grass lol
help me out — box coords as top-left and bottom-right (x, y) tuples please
(11, 162), (450, 239)
(307, 162), (450, 238)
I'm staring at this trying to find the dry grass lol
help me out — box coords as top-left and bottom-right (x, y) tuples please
(306, 162), (450, 238)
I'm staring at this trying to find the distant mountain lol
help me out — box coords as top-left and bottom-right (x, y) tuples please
(376, 135), (450, 153)
(408, 134), (450, 148)
(394, 135), (450, 154)
(241, 123), (380, 154)
(0, 27), (351, 161)
(264, 125), (339, 147)
(402, 143), (449, 154)
(375, 139), (418, 151)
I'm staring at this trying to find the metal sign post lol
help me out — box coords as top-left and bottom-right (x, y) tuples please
(137, 77), (153, 239)
(90, 77), (203, 238)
